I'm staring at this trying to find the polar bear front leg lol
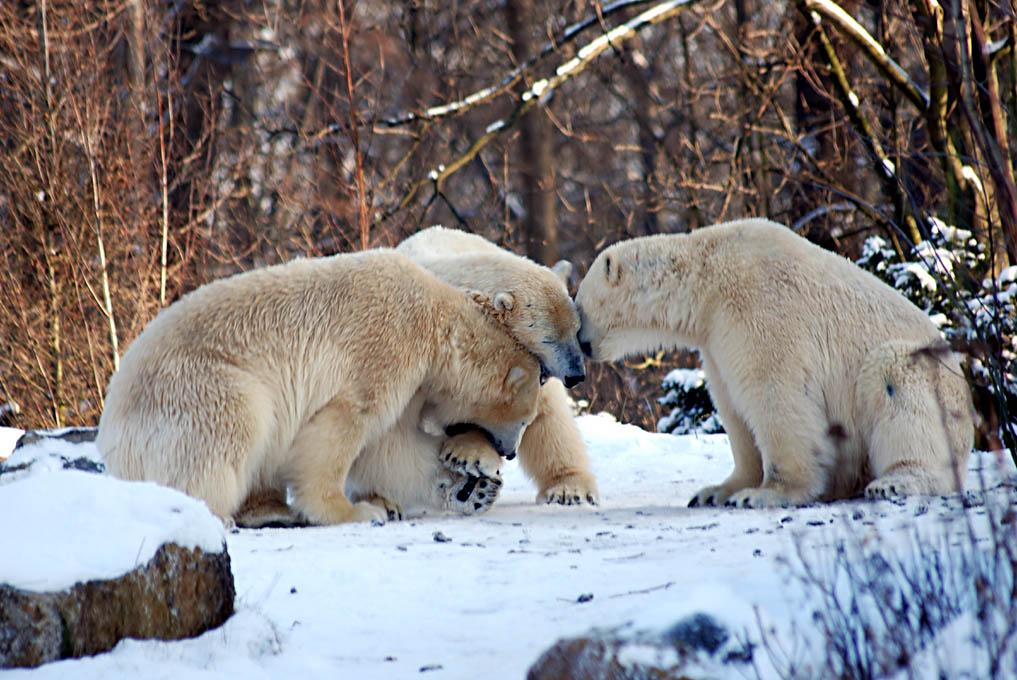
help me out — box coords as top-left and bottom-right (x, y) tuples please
(518, 379), (600, 506)
(688, 370), (763, 507)
(723, 409), (833, 508)
(286, 399), (388, 525)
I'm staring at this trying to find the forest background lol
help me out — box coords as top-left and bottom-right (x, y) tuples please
(1, 0), (1014, 450)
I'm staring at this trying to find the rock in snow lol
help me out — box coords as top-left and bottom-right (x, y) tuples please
(0, 543), (234, 668)
(0, 431), (234, 669)
(527, 611), (753, 679)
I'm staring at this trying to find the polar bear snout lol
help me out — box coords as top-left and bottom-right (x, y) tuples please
(557, 345), (587, 388)
(563, 373), (584, 388)
(537, 338), (586, 387)
(574, 304), (596, 359)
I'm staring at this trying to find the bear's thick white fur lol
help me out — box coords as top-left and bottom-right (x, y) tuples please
(397, 226), (584, 384)
(97, 250), (541, 525)
(343, 226), (599, 515)
(576, 218), (974, 508)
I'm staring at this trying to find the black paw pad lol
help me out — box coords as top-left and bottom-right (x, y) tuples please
(456, 475), (480, 502)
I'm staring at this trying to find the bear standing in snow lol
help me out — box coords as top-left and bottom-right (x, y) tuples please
(97, 250), (541, 525)
(575, 218), (974, 508)
(343, 227), (599, 517)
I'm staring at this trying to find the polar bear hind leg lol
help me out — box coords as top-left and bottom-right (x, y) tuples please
(861, 341), (972, 499)
(165, 364), (274, 522)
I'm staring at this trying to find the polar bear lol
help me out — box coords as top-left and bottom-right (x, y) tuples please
(575, 218), (974, 508)
(341, 226), (599, 517)
(97, 250), (541, 525)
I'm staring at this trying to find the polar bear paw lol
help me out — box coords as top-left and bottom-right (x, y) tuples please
(361, 494), (405, 521)
(444, 474), (502, 514)
(348, 501), (390, 524)
(687, 484), (736, 508)
(723, 487), (795, 509)
(440, 431), (504, 479)
(864, 475), (930, 500)
(539, 474), (599, 506)
(233, 488), (309, 528)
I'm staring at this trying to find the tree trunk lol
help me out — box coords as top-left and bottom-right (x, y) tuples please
(506, 0), (557, 264)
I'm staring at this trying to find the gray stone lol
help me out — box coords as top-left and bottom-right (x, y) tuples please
(0, 542), (234, 669)
(527, 612), (753, 680)
(14, 426), (98, 449)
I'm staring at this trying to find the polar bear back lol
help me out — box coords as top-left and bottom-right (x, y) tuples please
(584, 218), (943, 366)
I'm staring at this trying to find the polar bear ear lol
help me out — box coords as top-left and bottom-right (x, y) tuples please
(505, 365), (530, 392)
(604, 254), (621, 285)
(551, 260), (572, 283)
(493, 292), (515, 312)
(418, 402), (445, 437)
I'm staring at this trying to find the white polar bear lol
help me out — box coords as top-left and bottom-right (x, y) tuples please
(341, 226), (599, 518)
(97, 250), (541, 526)
(575, 218), (974, 508)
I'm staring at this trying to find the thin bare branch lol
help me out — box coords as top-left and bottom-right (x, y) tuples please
(804, 0), (929, 111)
(386, 0), (698, 218)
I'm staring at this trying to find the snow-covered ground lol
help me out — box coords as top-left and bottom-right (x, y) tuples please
(1, 416), (1014, 679)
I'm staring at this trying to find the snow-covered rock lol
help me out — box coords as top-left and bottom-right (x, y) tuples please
(0, 434), (233, 668)
(528, 611), (754, 679)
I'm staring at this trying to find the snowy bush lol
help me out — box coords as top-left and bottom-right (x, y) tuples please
(762, 485), (1017, 679)
(657, 367), (724, 435)
(856, 220), (1017, 450)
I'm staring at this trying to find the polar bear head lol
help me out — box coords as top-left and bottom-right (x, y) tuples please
(397, 227), (587, 387)
(413, 252), (586, 387)
(466, 257), (585, 388)
(575, 234), (700, 362)
(420, 335), (541, 459)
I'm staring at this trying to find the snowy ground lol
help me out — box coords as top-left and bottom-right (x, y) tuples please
(2, 416), (1014, 679)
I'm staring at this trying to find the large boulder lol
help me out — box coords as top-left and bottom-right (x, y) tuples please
(0, 543), (234, 668)
(0, 432), (234, 669)
(527, 612), (754, 680)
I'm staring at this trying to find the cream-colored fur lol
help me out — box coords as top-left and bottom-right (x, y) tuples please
(343, 226), (599, 516)
(399, 226), (584, 384)
(97, 250), (541, 525)
(575, 218), (974, 507)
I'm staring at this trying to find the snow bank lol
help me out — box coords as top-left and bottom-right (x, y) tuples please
(1, 416), (1014, 679)
(0, 437), (225, 593)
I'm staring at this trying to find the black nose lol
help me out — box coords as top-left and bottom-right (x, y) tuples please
(579, 339), (592, 358)
(562, 374), (584, 388)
